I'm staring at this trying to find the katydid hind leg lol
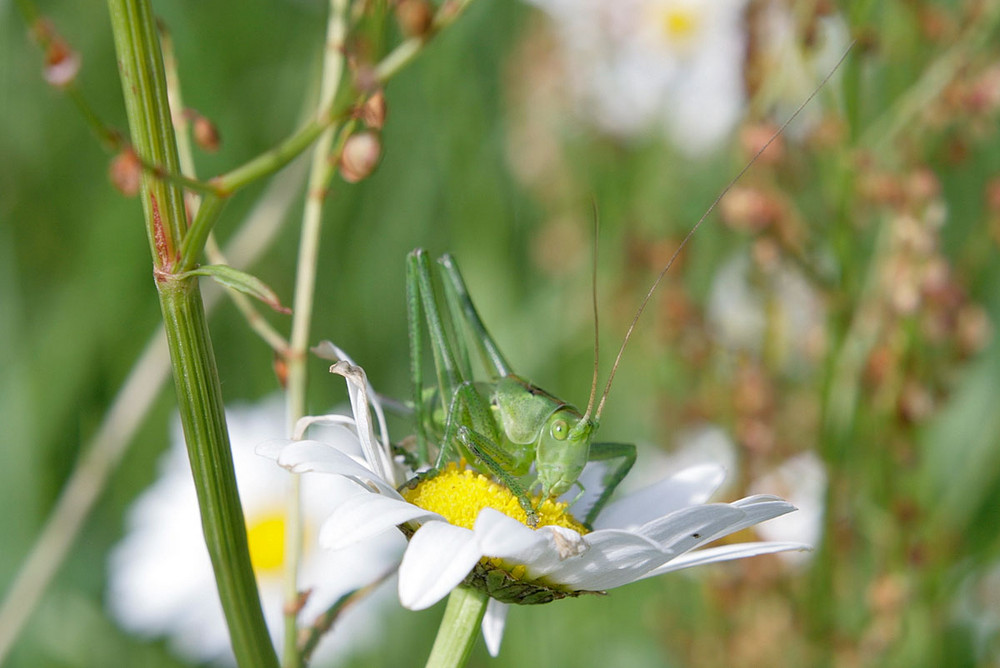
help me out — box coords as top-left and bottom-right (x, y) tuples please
(406, 251), (431, 463)
(581, 441), (637, 527)
(411, 249), (464, 402)
(438, 254), (514, 378)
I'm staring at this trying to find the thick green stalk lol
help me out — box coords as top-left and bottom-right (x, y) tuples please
(424, 587), (488, 668)
(105, 1), (278, 666)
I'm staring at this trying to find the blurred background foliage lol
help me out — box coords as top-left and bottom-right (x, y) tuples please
(2, 0), (1000, 666)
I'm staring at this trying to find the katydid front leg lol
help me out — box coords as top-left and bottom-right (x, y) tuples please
(456, 425), (540, 527)
(580, 442), (637, 528)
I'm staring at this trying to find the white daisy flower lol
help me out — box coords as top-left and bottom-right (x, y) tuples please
(263, 360), (809, 657)
(107, 394), (403, 666)
(527, 0), (749, 154)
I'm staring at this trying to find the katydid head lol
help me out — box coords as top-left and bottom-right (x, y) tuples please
(536, 407), (595, 499)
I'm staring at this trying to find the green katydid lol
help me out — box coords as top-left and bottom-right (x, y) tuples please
(404, 46), (853, 529)
(406, 247), (635, 529)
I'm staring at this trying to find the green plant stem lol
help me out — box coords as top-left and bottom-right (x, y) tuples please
(180, 193), (229, 269)
(425, 587), (488, 668)
(0, 160), (306, 666)
(106, 1), (277, 666)
(282, 1), (349, 665)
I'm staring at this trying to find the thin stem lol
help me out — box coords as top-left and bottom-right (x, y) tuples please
(105, 1), (277, 666)
(282, 1), (349, 665)
(179, 193), (229, 270)
(163, 28), (288, 354)
(425, 587), (488, 668)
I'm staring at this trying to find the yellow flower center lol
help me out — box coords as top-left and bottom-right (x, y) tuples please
(246, 513), (285, 574)
(660, 5), (700, 46)
(401, 463), (588, 534)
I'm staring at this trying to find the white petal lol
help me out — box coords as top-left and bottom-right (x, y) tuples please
(640, 541), (812, 579)
(399, 522), (482, 610)
(635, 503), (745, 550)
(473, 509), (548, 558)
(720, 495), (799, 539)
(539, 529), (664, 590)
(593, 464), (726, 531)
(271, 440), (401, 498)
(482, 600), (509, 657)
(319, 493), (440, 549)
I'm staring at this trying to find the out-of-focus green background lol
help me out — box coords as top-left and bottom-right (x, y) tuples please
(3, 0), (1000, 666)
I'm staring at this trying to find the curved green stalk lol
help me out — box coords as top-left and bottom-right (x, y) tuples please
(105, 1), (278, 666)
(425, 587), (488, 668)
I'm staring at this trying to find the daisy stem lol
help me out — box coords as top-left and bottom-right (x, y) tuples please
(106, 2), (278, 667)
(424, 587), (488, 668)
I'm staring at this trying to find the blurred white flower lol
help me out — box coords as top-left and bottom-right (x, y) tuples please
(748, 451), (826, 565)
(107, 395), (403, 666)
(263, 360), (808, 657)
(753, 0), (850, 137)
(953, 560), (1000, 663)
(527, 0), (749, 154)
(707, 251), (826, 371)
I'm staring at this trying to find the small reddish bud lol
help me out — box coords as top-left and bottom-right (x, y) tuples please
(360, 91), (388, 130)
(396, 0), (435, 38)
(191, 112), (221, 152)
(956, 304), (992, 356)
(898, 379), (934, 424)
(43, 37), (80, 87)
(109, 149), (142, 196)
(740, 123), (784, 166)
(904, 167), (940, 204)
(720, 186), (782, 233)
(985, 175), (1000, 214)
(273, 354), (289, 389)
(339, 131), (382, 183)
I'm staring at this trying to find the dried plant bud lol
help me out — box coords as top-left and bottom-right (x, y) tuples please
(859, 170), (905, 207)
(864, 345), (894, 389)
(109, 149), (142, 196)
(898, 379), (934, 424)
(190, 111), (221, 152)
(339, 131), (382, 183)
(740, 123), (784, 166)
(720, 186), (782, 233)
(396, 0), (435, 38)
(360, 91), (387, 130)
(964, 65), (1000, 115)
(956, 304), (992, 356)
(904, 167), (940, 204)
(43, 36), (81, 88)
(273, 353), (289, 389)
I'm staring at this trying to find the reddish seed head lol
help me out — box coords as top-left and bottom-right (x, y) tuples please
(109, 149), (142, 197)
(191, 113), (221, 153)
(339, 131), (382, 183)
(43, 38), (80, 87)
(360, 91), (388, 130)
(396, 0), (435, 38)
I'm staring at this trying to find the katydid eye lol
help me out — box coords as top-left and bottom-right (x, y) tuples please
(551, 419), (569, 441)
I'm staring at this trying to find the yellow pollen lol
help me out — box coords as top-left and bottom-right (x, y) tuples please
(402, 463), (589, 534)
(662, 8), (698, 41)
(246, 513), (285, 574)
